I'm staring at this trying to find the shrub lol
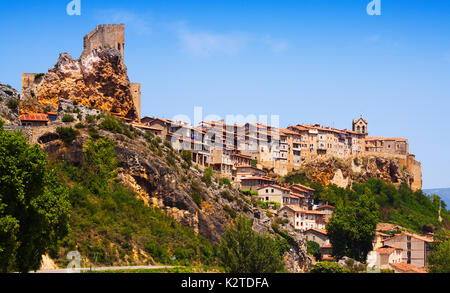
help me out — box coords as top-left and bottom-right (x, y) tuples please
(34, 73), (45, 79)
(310, 262), (350, 273)
(85, 115), (96, 124)
(223, 205), (237, 219)
(242, 190), (258, 196)
(181, 150), (192, 168)
(202, 167), (213, 187)
(191, 181), (206, 207)
(307, 241), (322, 261)
(219, 178), (232, 188)
(56, 127), (79, 144)
(6, 99), (19, 112)
(88, 126), (100, 139)
(75, 122), (85, 129)
(62, 114), (75, 123)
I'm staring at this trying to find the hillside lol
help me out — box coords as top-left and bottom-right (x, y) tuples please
(285, 171), (450, 234)
(12, 106), (310, 271)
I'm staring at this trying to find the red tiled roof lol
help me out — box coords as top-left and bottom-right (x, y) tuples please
(365, 137), (408, 142)
(315, 205), (334, 211)
(19, 113), (49, 122)
(389, 263), (427, 273)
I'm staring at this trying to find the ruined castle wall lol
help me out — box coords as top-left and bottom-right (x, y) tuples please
(22, 73), (36, 93)
(82, 24), (125, 59)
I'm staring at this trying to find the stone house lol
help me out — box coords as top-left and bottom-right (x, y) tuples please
(278, 205), (327, 232)
(382, 232), (433, 268)
(303, 228), (329, 247)
(256, 185), (292, 207)
(240, 176), (277, 191)
(19, 113), (49, 127)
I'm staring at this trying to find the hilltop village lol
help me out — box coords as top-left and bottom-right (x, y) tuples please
(7, 24), (432, 273)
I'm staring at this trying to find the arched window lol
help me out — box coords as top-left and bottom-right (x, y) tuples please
(357, 126), (361, 132)
(362, 126), (366, 133)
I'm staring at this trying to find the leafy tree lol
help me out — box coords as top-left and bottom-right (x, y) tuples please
(251, 159), (258, 168)
(307, 240), (322, 261)
(326, 189), (379, 262)
(427, 240), (450, 273)
(0, 125), (70, 273)
(218, 216), (285, 273)
(310, 262), (350, 273)
(181, 150), (192, 168)
(83, 138), (118, 181)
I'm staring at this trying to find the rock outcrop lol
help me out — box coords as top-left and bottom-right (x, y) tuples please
(20, 48), (138, 120)
(290, 155), (420, 190)
(0, 83), (20, 125)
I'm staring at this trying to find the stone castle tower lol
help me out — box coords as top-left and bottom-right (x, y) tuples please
(353, 117), (368, 134)
(81, 24), (125, 59)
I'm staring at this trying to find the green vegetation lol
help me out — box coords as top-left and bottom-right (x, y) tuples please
(326, 191), (379, 262)
(256, 200), (280, 210)
(286, 172), (447, 234)
(218, 216), (287, 273)
(86, 266), (224, 273)
(307, 241), (322, 261)
(190, 181), (206, 207)
(251, 159), (258, 168)
(75, 122), (86, 129)
(242, 190), (258, 196)
(219, 178), (232, 188)
(62, 114), (75, 123)
(6, 99), (19, 112)
(52, 137), (216, 268)
(201, 167), (213, 187)
(0, 124), (70, 273)
(310, 262), (350, 273)
(427, 240), (450, 273)
(99, 113), (137, 139)
(181, 150), (192, 170)
(56, 127), (79, 144)
(34, 73), (45, 79)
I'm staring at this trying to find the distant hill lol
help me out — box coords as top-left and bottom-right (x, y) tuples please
(424, 188), (450, 208)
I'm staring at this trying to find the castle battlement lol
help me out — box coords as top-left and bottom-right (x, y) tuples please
(82, 24), (125, 59)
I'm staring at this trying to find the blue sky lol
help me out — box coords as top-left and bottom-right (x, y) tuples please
(1, 0), (449, 189)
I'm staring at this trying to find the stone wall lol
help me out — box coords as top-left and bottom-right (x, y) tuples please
(22, 73), (36, 93)
(82, 24), (125, 59)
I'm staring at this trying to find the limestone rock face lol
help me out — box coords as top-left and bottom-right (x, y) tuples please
(20, 48), (137, 120)
(0, 83), (20, 125)
(290, 155), (421, 190)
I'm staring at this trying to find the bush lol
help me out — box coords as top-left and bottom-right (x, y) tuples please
(242, 190), (258, 196)
(310, 262), (350, 273)
(181, 150), (192, 168)
(6, 99), (19, 112)
(34, 73), (45, 79)
(85, 115), (96, 124)
(202, 167), (213, 187)
(62, 114), (75, 123)
(75, 122), (85, 129)
(56, 127), (79, 144)
(223, 205), (237, 219)
(219, 178), (232, 188)
(307, 241), (322, 261)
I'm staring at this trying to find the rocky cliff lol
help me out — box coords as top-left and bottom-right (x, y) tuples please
(289, 155), (422, 190)
(25, 112), (311, 272)
(20, 48), (138, 120)
(0, 83), (20, 125)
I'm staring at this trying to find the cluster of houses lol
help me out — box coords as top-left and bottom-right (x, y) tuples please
(135, 117), (413, 178)
(303, 223), (434, 273)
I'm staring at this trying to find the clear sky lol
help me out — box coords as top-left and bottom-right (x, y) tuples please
(1, 0), (449, 189)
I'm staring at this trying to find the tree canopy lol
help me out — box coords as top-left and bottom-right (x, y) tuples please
(326, 188), (379, 262)
(427, 240), (450, 273)
(218, 216), (286, 273)
(0, 123), (70, 273)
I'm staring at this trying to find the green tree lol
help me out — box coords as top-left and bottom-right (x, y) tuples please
(326, 189), (379, 262)
(251, 159), (258, 168)
(427, 240), (450, 273)
(83, 137), (118, 180)
(310, 262), (350, 273)
(307, 240), (322, 261)
(218, 216), (285, 273)
(0, 124), (70, 273)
